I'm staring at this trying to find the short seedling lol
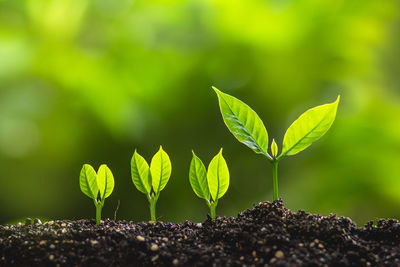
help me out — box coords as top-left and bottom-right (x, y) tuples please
(213, 87), (340, 200)
(79, 164), (115, 225)
(189, 149), (229, 220)
(131, 146), (172, 222)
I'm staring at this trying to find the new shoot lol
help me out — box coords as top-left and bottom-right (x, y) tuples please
(79, 164), (115, 225)
(131, 146), (172, 222)
(213, 87), (340, 200)
(189, 149), (230, 220)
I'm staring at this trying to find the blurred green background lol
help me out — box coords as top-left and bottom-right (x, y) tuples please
(1, 0), (400, 225)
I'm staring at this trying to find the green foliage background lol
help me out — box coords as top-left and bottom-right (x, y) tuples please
(1, 0), (400, 224)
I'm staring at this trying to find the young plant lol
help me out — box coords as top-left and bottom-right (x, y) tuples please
(79, 164), (115, 225)
(131, 146), (172, 222)
(189, 149), (229, 220)
(213, 86), (340, 200)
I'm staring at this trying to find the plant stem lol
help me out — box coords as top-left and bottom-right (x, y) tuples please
(209, 204), (216, 220)
(95, 204), (102, 225)
(149, 200), (157, 222)
(272, 160), (279, 201)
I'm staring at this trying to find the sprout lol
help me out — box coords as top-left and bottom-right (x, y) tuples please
(213, 86), (340, 200)
(131, 146), (172, 222)
(79, 164), (115, 225)
(189, 149), (229, 220)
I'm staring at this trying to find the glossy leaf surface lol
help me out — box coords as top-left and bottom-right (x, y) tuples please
(97, 164), (115, 199)
(281, 96), (340, 156)
(213, 87), (269, 155)
(79, 164), (98, 200)
(189, 151), (210, 200)
(150, 146), (172, 194)
(207, 149), (229, 201)
(131, 150), (151, 195)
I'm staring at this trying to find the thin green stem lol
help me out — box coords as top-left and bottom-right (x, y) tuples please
(272, 160), (279, 200)
(95, 203), (102, 225)
(209, 204), (216, 220)
(149, 199), (157, 222)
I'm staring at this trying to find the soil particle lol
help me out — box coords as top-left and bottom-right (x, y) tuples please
(150, 244), (158, 251)
(275, 250), (284, 259)
(136, 235), (145, 242)
(1, 200), (400, 266)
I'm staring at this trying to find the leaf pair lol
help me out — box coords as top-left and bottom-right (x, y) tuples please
(213, 86), (340, 200)
(80, 164), (115, 202)
(79, 164), (115, 225)
(189, 149), (229, 205)
(213, 87), (340, 160)
(131, 146), (172, 198)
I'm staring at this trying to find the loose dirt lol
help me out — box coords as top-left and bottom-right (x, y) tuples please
(1, 200), (399, 266)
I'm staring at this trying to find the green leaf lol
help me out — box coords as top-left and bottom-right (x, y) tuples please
(150, 146), (172, 194)
(189, 151), (210, 200)
(213, 87), (269, 155)
(97, 165), (115, 199)
(79, 164), (98, 200)
(271, 139), (278, 158)
(281, 96), (340, 157)
(207, 148), (229, 201)
(131, 150), (151, 195)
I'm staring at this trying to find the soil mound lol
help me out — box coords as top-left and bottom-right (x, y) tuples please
(1, 200), (399, 266)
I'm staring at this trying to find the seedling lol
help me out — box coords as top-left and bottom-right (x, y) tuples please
(131, 146), (172, 222)
(79, 164), (115, 225)
(213, 87), (340, 200)
(189, 149), (229, 220)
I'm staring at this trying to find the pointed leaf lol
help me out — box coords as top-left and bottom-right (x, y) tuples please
(131, 150), (151, 195)
(97, 165), (115, 199)
(282, 96), (340, 156)
(271, 139), (278, 158)
(150, 146), (172, 194)
(189, 151), (210, 200)
(207, 148), (230, 201)
(79, 164), (98, 200)
(213, 87), (269, 155)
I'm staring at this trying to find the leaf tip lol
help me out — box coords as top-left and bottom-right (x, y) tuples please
(330, 95), (340, 111)
(159, 145), (164, 152)
(212, 86), (222, 95)
(82, 163), (93, 172)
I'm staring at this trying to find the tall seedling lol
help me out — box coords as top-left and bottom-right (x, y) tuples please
(213, 87), (340, 200)
(80, 164), (115, 225)
(131, 146), (172, 222)
(189, 149), (229, 220)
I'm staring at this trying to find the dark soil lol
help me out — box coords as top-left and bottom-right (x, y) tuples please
(1, 200), (400, 266)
